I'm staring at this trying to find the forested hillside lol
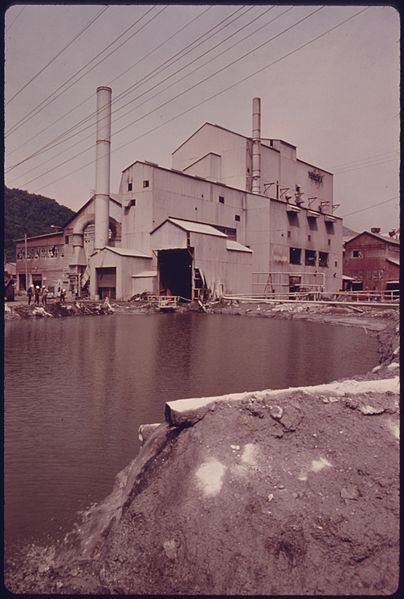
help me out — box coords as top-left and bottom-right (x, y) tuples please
(4, 186), (74, 262)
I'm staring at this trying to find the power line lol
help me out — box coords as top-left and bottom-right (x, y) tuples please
(334, 156), (399, 175)
(27, 7), (370, 195)
(7, 5), (247, 141)
(329, 150), (399, 170)
(6, 6), (109, 104)
(5, 5), (25, 33)
(14, 6), (324, 187)
(6, 5), (166, 136)
(341, 196), (399, 217)
(6, 5), (215, 160)
(8, 5), (278, 173)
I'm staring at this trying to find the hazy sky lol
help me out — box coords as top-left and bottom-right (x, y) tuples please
(5, 3), (400, 233)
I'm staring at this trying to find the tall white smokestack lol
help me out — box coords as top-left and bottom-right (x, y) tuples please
(94, 86), (112, 250)
(252, 97), (261, 194)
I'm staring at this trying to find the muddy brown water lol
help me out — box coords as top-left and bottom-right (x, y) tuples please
(4, 312), (379, 554)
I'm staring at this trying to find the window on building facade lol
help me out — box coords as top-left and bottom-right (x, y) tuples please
(65, 236), (69, 244)
(325, 222), (334, 234)
(289, 247), (301, 265)
(235, 214), (240, 222)
(128, 182), (133, 191)
(307, 234), (311, 241)
(287, 212), (299, 227)
(214, 225), (237, 240)
(143, 180), (150, 188)
(319, 252), (329, 267)
(352, 249), (362, 258)
(287, 231), (291, 238)
(219, 196), (224, 204)
(328, 239), (331, 246)
(307, 217), (318, 231)
(305, 249), (316, 266)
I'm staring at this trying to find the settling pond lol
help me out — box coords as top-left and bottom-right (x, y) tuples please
(5, 312), (379, 553)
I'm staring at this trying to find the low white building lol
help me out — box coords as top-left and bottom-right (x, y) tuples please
(16, 90), (342, 301)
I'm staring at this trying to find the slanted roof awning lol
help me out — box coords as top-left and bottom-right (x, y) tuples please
(307, 210), (320, 218)
(166, 218), (227, 237)
(226, 240), (253, 253)
(131, 270), (157, 278)
(324, 214), (337, 223)
(342, 274), (355, 281)
(286, 204), (301, 213)
(106, 247), (152, 258)
(386, 258), (400, 267)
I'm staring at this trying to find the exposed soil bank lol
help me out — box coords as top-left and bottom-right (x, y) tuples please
(4, 302), (400, 595)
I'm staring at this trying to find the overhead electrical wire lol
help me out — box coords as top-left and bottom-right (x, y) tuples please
(341, 196), (399, 218)
(24, 6), (370, 194)
(8, 4), (252, 161)
(333, 156), (399, 175)
(329, 150), (399, 170)
(8, 4), (279, 174)
(6, 5), (167, 136)
(6, 6), (110, 104)
(6, 5), (215, 160)
(15, 6), (324, 188)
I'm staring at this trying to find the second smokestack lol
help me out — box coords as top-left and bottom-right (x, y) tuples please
(94, 86), (112, 250)
(252, 97), (261, 194)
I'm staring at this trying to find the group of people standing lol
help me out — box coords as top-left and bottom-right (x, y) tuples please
(27, 285), (66, 306)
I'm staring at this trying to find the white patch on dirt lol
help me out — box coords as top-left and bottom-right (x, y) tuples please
(387, 362), (399, 370)
(241, 443), (257, 466)
(298, 456), (332, 481)
(311, 457), (332, 472)
(386, 419), (400, 440)
(195, 459), (226, 497)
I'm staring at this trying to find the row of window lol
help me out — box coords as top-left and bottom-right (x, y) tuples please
(16, 245), (64, 260)
(289, 248), (330, 267)
(127, 180), (149, 191)
(288, 212), (335, 234)
(351, 249), (389, 258)
(350, 270), (385, 280)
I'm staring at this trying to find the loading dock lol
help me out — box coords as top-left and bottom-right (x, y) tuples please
(157, 249), (193, 300)
(96, 266), (116, 299)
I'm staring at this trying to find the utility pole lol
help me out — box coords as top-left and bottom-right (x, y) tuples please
(24, 233), (28, 290)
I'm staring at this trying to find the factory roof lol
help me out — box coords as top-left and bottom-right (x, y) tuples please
(344, 231), (400, 246)
(131, 270), (157, 278)
(105, 247), (152, 259)
(171, 122), (333, 175)
(226, 240), (253, 253)
(153, 217), (227, 238)
(386, 257), (400, 267)
(62, 195), (122, 228)
(15, 231), (63, 243)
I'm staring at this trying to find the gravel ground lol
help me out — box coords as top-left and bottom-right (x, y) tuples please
(4, 299), (400, 595)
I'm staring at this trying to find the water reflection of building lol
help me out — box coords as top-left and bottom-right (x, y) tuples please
(16, 89), (342, 301)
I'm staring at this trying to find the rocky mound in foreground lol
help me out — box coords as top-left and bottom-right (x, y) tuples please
(6, 369), (399, 595)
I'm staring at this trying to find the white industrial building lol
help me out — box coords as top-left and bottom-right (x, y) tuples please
(16, 88), (342, 301)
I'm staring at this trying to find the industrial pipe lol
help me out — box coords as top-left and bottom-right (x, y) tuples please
(252, 97), (261, 194)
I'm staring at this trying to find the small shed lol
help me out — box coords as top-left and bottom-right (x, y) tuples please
(150, 217), (252, 299)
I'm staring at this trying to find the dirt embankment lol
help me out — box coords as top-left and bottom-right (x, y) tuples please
(4, 299), (115, 319)
(4, 302), (400, 596)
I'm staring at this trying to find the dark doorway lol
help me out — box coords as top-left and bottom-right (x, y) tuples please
(158, 249), (192, 300)
(96, 267), (116, 299)
(19, 274), (27, 291)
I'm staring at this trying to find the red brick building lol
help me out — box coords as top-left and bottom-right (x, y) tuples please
(343, 229), (400, 291)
